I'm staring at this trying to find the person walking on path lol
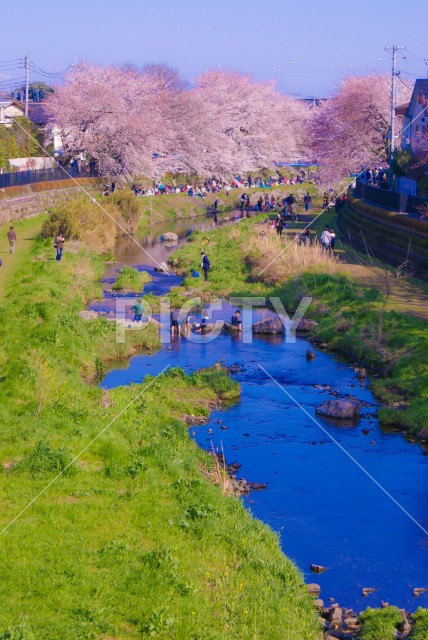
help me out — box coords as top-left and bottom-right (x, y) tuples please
(201, 252), (210, 281)
(54, 233), (65, 261)
(7, 226), (16, 253)
(304, 193), (312, 212)
(329, 228), (336, 252)
(320, 225), (332, 252)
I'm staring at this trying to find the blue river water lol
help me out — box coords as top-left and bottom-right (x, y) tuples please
(96, 217), (427, 613)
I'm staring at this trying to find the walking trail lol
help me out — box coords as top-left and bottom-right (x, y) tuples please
(0, 216), (44, 299)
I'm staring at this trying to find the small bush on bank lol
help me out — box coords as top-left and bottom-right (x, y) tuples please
(112, 266), (151, 292)
(41, 198), (122, 253)
(412, 608), (428, 640)
(358, 606), (403, 640)
(108, 190), (141, 231)
(192, 364), (240, 401)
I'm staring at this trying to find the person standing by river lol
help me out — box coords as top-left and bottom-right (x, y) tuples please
(7, 226), (16, 253)
(201, 252), (210, 281)
(54, 233), (65, 261)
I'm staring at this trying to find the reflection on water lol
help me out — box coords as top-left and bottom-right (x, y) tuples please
(115, 210), (244, 267)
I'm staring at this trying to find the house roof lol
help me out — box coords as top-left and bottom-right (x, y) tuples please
(0, 98), (25, 111)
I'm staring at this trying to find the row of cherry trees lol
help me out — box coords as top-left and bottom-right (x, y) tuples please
(46, 63), (412, 183)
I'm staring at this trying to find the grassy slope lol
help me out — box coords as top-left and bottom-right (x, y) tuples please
(0, 221), (320, 639)
(169, 216), (428, 438)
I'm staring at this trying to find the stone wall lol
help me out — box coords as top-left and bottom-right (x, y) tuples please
(0, 185), (98, 227)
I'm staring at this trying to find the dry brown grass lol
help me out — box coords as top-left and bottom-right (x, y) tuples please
(246, 228), (342, 284)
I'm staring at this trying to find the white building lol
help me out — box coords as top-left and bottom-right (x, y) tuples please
(0, 98), (25, 127)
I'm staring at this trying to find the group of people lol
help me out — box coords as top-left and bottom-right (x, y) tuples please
(360, 167), (388, 189)
(320, 225), (336, 252)
(103, 182), (116, 196)
(169, 308), (243, 335)
(131, 171), (313, 199)
(2, 226), (64, 263)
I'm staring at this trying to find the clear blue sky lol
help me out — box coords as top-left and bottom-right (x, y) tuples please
(1, 0), (426, 97)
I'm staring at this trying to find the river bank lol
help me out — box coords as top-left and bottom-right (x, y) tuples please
(0, 218), (321, 638)
(168, 215), (428, 443)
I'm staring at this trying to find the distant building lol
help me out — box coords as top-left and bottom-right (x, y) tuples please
(402, 79), (428, 153)
(0, 95), (25, 127)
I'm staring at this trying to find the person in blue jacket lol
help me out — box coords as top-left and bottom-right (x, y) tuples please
(201, 252), (210, 281)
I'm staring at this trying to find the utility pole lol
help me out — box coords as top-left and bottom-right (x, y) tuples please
(24, 53), (30, 117)
(385, 44), (406, 188)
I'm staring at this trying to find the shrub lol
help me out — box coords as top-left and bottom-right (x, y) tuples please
(108, 190), (141, 232)
(412, 608), (428, 640)
(16, 441), (74, 476)
(41, 198), (121, 252)
(112, 266), (151, 292)
(358, 607), (403, 640)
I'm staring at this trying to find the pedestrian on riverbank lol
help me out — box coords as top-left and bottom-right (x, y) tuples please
(7, 226), (16, 253)
(201, 252), (210, 281)
(131, 299), (144, 322)
(304, 193), (312, 212)
(329, 228), (336, 252)
(320, 226), (331, 252)
(54, 233), (65, 261)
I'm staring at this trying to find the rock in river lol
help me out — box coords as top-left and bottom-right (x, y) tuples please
(161, 232), (178, 242)
(252, 316), (284, 335)
(316, 399), (361, 420)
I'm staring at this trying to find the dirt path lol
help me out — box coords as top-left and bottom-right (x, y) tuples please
(341, 261), (428, 321)
(0, 216), (45, 299)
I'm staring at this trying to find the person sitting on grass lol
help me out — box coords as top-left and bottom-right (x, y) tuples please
(231, 310), (243, 331)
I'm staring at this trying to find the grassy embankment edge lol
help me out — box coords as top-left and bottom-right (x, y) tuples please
(0, 217), (321, 639)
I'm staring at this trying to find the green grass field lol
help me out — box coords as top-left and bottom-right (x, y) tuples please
(0, 216), (321, 639)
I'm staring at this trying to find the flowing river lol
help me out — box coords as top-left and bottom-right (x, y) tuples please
(92, 214), (428, 612)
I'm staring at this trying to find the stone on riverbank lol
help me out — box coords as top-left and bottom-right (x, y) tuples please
(252, 316), (284, 335)
(79, 310), (98, 321)
(306, 583), (321, 596)
(306, 349), (316, 360)
(296, 318), (319, 333)
(316, 399), (361, 420)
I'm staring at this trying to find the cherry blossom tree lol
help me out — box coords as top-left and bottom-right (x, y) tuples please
(46, 64), (311, 178)
(190, 70), (310, 175)
(310, 74), (412, 184)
